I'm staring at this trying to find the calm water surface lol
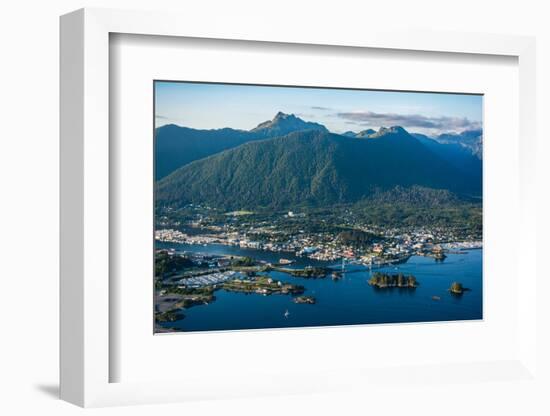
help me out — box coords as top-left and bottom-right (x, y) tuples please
(156, 242), (483, 332)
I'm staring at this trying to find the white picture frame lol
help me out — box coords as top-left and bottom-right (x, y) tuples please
(60, 7), (538, 408)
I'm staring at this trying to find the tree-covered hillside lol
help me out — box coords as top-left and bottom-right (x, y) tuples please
(156, 128), (482, 210)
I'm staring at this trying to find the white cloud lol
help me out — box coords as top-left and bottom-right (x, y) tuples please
(335, 110), (481, 135)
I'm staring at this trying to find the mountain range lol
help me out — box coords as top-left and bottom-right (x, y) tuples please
(155, 112), (327, 179)
(156, 116), (482, 211)
(156, 112), (482, 180)
(345, 127), (482, 158)
(435, 129), (483, 158)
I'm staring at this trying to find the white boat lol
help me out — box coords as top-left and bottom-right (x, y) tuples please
(284, 309), (290, 318)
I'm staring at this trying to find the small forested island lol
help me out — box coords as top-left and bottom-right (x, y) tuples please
(287, 266), (330, 278)
(221, 276), (305, 295)
(368, 272), (418, 289)
(293, 295), (316, 304)
(449, 281), (470, 295)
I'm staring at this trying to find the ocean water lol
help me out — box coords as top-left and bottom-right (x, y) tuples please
(156, 242), (482, 332)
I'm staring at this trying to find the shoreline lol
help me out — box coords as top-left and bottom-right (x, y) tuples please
(155, 246), (482, 333)
(155, 238), (481, 270)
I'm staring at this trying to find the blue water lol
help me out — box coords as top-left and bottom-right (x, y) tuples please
(156, 242), (482, 332)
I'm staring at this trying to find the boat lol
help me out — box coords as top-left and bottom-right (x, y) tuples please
(284, 309), (290, 318)
(279, 258), (294, 265)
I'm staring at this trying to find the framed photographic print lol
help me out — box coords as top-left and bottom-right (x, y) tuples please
(60, 8), (539, 409)
(153, 81), (484, 333)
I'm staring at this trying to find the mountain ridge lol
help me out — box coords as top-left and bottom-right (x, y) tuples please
(156, 127), (482, 211)
(155, 112), (483, 181)
(155, 112), (327, 179)
(251, 111), (328, 137)
(432, 129), (482, 158)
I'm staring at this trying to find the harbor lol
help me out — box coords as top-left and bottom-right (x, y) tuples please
(155, 241), (482, 332)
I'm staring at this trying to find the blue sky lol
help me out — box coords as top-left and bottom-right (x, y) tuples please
(155, 81), (482, 136)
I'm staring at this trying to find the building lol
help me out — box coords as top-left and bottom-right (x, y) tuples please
(373, 244), (384, 254)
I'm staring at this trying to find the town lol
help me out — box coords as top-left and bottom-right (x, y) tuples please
(154, 204), (481, 329)
(155, 204), (482, 267)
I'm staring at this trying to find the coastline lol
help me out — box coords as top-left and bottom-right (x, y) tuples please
(155, 242), (483, 333)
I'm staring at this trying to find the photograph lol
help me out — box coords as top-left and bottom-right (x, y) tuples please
(153, 81), (483, 333)
(1, 0), (544, 413)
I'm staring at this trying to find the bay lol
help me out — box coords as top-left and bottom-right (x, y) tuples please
(156, 241), (482, 332)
